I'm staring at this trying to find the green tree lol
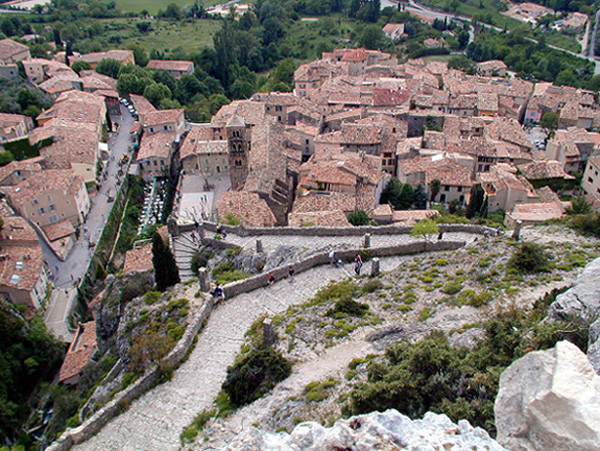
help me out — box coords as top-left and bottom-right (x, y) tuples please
(359, 24), (385, 50)
(95, 58), (123, 79)
(466, 184), (486, 219)
(348, 210), (372, 226)
(429, 178), (441, 202)
(71, 61), (91, 74)
(152, 231), (180, 291)
(566, 197), (593, 215)
(412, 185), (428, 209)
(410, 219), (439, 242)
(144, 83), (172, 107)
(381, 179), (414, 210)
(540, 111), (559, 140)
(271, 58), (296, 86)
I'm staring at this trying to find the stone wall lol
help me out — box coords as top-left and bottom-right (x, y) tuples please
(188, 221), (494, 238)
(46, 296), (215, 451)
(222, 240), (464, 299)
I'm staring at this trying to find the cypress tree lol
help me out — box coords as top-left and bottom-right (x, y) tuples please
(152, 231), (180, 291)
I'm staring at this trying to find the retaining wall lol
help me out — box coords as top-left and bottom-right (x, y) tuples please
(47, 238), (465, 450)
(178, 221), (495, 238)
(46, 295), (215, 451)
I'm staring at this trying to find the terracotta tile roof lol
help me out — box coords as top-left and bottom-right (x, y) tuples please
(509, 202), (565, 222)
(251, 92), (299, 106)
(292, 191), (356, 213)
(58, 321), (97, 383)
(71, 49), (133, 65)
(0, 243), (43, 292)
(339, 123), (382, 144)
(383, 23), (404, 34)
(143, 109), (183, 128)
(288, 210), (351, 227)
(477, 60), (507, 72)
(0, 216), (37, 243)
(38, 76), (80, 95)
(136, 131), (175, 161)
(216, 191), (276, 227)
(372, 88), (410, 107)
(79, 73), (117, 91)
(478, 92), (498, 112)
(130, 94), (157, 117)
(536, 186), (563, 204)
(211, 100), (265, 127)
(123, 243), (153, 274)
(392, 209), (439, 225)
(0, 112), (30, 127)
(341, 48), (369, 62)
(244, 119), (287, 194)
(484, 117), (531, 149)
(399, 155), (474, 187)
(479, 164), (537, 196)
(0, 159), (43, 185)
(147, 60), (194, 72)
(0, 38), (29, 62)
(180, 134), (227, 160)
(518, 160), (575, 180)
(40, 128), (98, 167)
(3, 169), (80, 205)
(42, 220), (75, 242)
(300, 161), (357, 187)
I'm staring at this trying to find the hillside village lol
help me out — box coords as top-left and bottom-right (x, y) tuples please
(1, 7), (600, 450)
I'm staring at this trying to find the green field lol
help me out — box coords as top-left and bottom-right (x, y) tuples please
(114, 0), (235, 15)
(100, 17), (221, 53)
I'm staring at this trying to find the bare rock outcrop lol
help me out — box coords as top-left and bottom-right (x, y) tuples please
(547, 257), (600, 374)
(227, 409), (504, 450)
(495, 340), (600, 450)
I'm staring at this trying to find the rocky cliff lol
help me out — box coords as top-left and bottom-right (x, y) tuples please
(495, 340), (600, 450)
(547, 257), (600, 373)
(226, 410), (504, 450)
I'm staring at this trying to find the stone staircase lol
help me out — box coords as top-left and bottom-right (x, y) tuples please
(172, 233), (199, 281)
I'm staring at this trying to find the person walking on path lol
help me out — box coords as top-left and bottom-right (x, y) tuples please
(354, 254), (363, 275)
(288, 266), (295, 280)
(329, 250), (335, 264)
(268, 272), (275, 285)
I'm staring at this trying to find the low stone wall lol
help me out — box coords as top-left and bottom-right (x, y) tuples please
(48, 238), (466, 450)
(46, 296), (215, 451)
(197, 221), (495, 238)
(199, 236), (240, 251)
(223, 240), (464, 299)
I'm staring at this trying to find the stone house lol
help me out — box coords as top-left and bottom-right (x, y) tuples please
(0, 113), (34, 143)
(215, 191), (276, 227)
(22, 58), (75, 84)
(382, 23), (405, 40)
(478, 164), (539, 212)
(58, 322), (97, 385)
(476, 60), (507, 77)
(142, 109), (187, 142)
(136, 131), (175, 180)
(0, 38), (31, 64)
(582, 155), (600, 203)
(61, 49), (135, 69)
(146, 60), (194, 79)
(1, 169), (90, 229)
(0, 215), (49, 309)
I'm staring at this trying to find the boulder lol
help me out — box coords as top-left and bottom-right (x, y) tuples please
(227, 409), (504, 450)
(495, 341), (600, 450)
(548, 257), (600, 323)
(547, 257), (600, 374)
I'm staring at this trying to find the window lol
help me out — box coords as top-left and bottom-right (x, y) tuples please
(154, 160), (157, 166)
(589, 177), (594, 183)
(49, 215), (57, 224)
(38, 207), (45, 215)
(457, 186), (462, 192)
(47, 195), (52, 201)
(275, 106), (282, 112)
(299, 83), (305, 88)
(444, 186), (450, 191)
(32, 199), (38, 205)
(278, 116), (282, 122)
(150, 127), (154, 133)
(306, 139), (309, 144)
(440, 194), (446, 202)
(164, 125), (168, 130)
(160, 160), (164, 165)
(49, 204), (56, 211)
(459, 195), (464, 202)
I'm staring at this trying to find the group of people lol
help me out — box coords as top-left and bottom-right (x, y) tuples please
(329, 251), (363, 275)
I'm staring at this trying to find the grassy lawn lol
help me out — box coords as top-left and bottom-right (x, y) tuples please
(114, 0), (248, 14)
(100, 18), (221, 53)
(281, 15), (358, 63)
(419, 0), (521, 29)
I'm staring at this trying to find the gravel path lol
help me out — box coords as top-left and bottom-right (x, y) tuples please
(74, 257), (405, 451)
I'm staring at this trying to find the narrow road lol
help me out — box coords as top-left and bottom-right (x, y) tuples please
(73, 256), (413, 451)
(43, 107), (134, 339)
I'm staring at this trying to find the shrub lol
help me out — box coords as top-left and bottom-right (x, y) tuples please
(442, 282), (463, 295)
(144, 291), (161, 305)
(434, 258), (449, 266)
(569, 212), (600, 238)
(224, 213), (241, 226)
(361, 279), (382, 294)
(212, 261), (251, 285)
(327, 298), (370, 317)
(508, 242), (551, 274)
(348, 210), (371, 226)
(190, 251), (212, 275)
(222, 348), (291, 406)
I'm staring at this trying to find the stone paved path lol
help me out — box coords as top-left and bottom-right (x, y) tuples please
(73, 257), (407, 451)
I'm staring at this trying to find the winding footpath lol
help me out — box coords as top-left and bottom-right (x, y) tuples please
(74, 232), (477, 450)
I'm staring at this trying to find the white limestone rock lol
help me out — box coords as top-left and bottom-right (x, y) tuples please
(227, 409), (504, 450)
(495, 340), (600, 450)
